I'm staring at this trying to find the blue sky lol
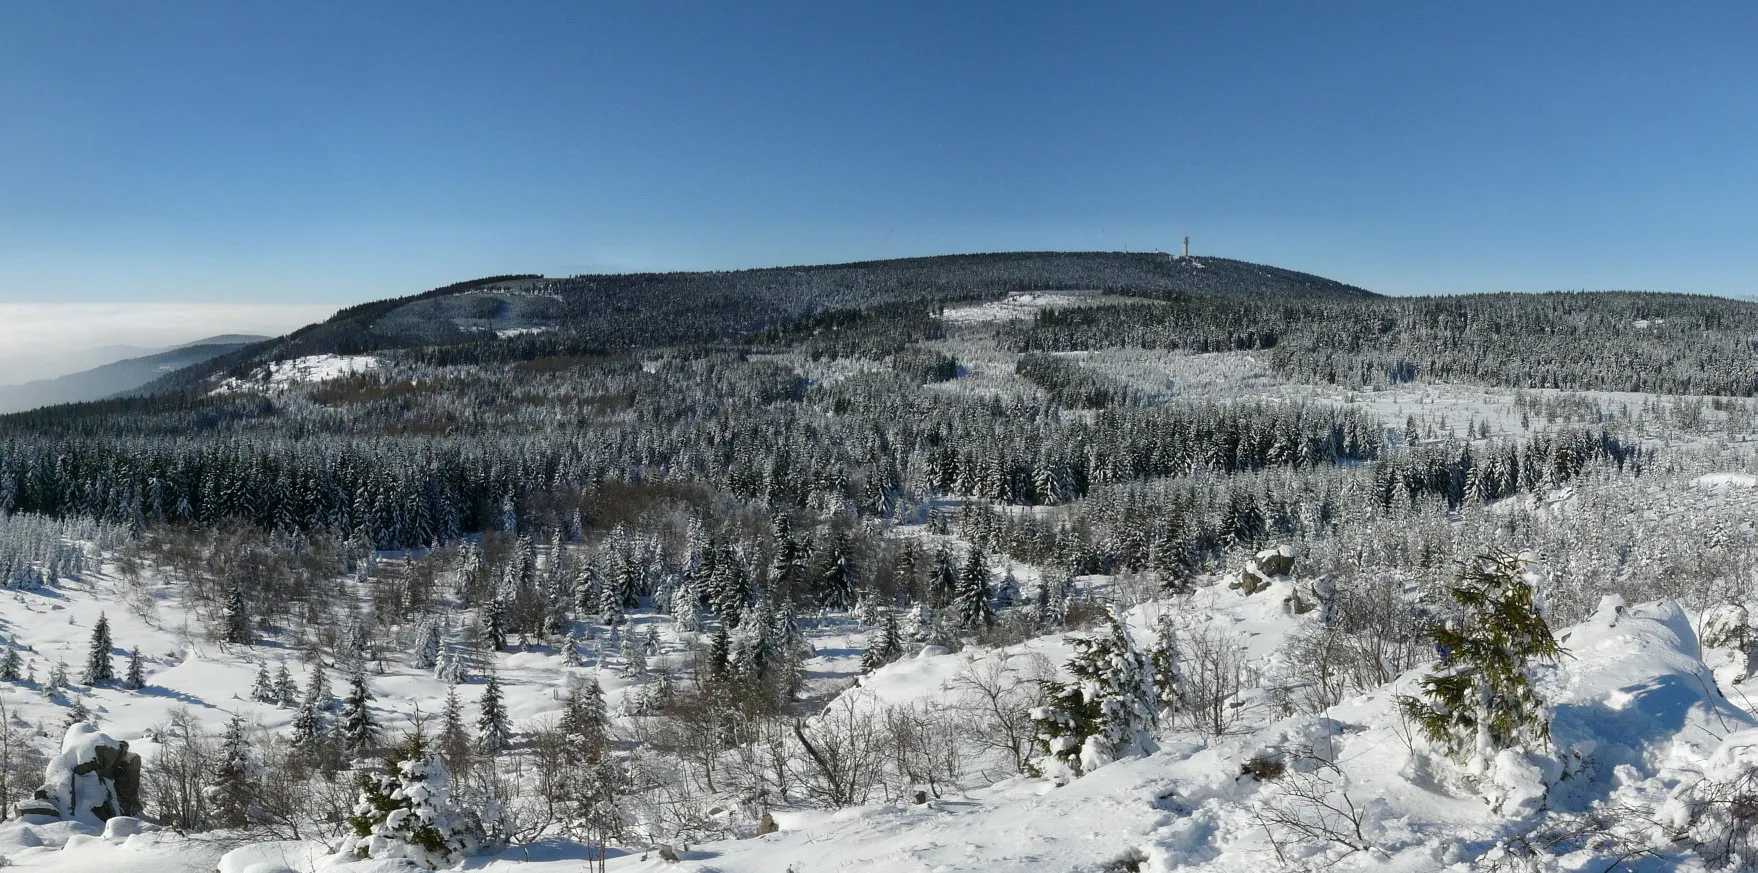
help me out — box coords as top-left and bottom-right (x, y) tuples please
(3, 1), (1756, 305)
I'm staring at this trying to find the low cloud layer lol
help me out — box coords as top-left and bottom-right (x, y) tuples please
(0, 303), (337, 385)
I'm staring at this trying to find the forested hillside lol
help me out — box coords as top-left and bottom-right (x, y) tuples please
(4, 254), (1758, 873)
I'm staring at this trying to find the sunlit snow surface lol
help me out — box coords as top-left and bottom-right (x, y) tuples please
(213, 354), (379, 392)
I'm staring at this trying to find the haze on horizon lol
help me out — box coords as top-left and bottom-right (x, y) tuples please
(2, 1), (1756, 308)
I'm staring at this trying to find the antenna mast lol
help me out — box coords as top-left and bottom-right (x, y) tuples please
(1182, 236), (1190, 257)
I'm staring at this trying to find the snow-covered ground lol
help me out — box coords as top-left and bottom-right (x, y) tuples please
(213, 355), (380, 393)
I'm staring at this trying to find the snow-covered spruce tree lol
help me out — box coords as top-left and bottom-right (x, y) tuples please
(351, 728), (475, 869)
(860, 609), (904, 673)
(292, 666), (332, 749)
(620, 633), (647, 678)
(476, 672), (511, 754)
(413, 621), (442, 670)
(956, 548), (995, 630)
(1398, 552), (1562, 773)
(438, 684), (472, 770)
(1030, 613), (1158, 779)
(2, 640), (24, 681)
(82, 613), (114, 685)
(210, 711), (254, 828)
(479, 599), (508, 652)
(252, 662), (277, 703)
(340, 670), (381, 758)
(224, 585), (253, 645)
(273, 662), (298, 706)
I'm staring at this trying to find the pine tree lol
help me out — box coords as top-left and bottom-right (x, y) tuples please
(1030, 613), (1158, 779)
(224, 585), (253, 645)
(252, 662), (277, 703)
(351, 727), (474, 867)
(438, 684), (472, 769)
(340, 670), (381, 758)
(860, 609), (904, 673)
(819, 529), (856, 610)
(211, 711), (254, 828)
(47, 659), (69, 691)
(620, 633), (647, 678)
(2, 640), (25, 682)
(412, 621), (442, 670)
(273, 662), (298, 706)
(480, 599), (508, 652)
(476, 672), (511, 754)
(1399, 552), (1563, 772)
(292, 666), (331, 749)
(82, 613), (114, 685)
(955, 548), (995, 630)
(64, 697), (93, 727)
(561, 631), (583, 667)
(560, 674), (609, 756)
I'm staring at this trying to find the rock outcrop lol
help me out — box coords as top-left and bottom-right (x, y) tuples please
(13, 723), (142, 825)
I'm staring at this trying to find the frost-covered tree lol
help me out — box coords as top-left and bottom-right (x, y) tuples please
(351, 728), (475, 868)
(476, 672), (511, 754)
(860, 609), (903, 673)
(955, 548), (994, 630)
(479, 599), (507, 652)
(438, 684), (471, 769)
(1030, 613), (1158, 779)
(251, 663), (277, 703)
(619, 633), (647, 678)
(413, 621), (442, 670)
(210, 711), (254, 828)
(124, 649), (144, 691)
(223, 585), (253, 645)
(1399, 552), (1562, 772)
(82, 613), (114, 685)
(2, 641), (25, 682)
(273, 662), (298, 706)
(340, 670), (381, 758)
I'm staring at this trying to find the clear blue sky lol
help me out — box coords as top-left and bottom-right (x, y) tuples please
(3, 1), (1756, 304)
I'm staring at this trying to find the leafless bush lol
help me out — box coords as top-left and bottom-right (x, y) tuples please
(1673, 765), (1758, 871)
(145, 707), (216, 831)
(1251, 754), (1384, 869)
(1176, 626), (1251, 737)
(791, 695), (887, 808)
(880, 701), (965, 799)
(945, 653), (1049, 777)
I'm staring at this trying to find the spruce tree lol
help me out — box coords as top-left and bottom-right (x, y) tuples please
(252, 663), (277, 703)
(476, 672), (511, 754)
(82, 613), (114, 685)
(273, 662), (298, 706)
(224, 586), (253, 645)
(412, 621), (442, 670)
(1399, 552), (1562, 772)
(480, 599), (508, 652)
(2, 640), (25, 682)
(211, 712), (254, 828)
(438, 684), (472, 769)
(339, 670), (381, 758)
(860, 609), (904, 673)
(351, 727), (474, 867)
(955, 549), (995, 630)
(1030, 613), (1158, 779)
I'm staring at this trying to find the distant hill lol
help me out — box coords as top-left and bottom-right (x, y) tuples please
(142, 252), (1376, 392)
(0, 335), (267, 413)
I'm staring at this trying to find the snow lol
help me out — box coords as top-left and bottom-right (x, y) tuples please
(940, 292), (1108, 323)
(214, 355), (379, 392)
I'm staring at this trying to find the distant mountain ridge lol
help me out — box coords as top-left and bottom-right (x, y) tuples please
(140, 251), (1376, 393)
(0, 335), (267, 413)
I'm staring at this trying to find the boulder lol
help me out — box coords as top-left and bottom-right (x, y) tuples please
(12, 723), (143, 826)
